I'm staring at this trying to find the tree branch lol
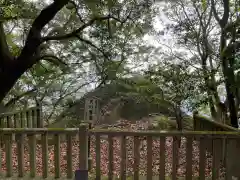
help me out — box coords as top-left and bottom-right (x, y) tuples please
(221, 0), (229, 26)
(0, 22), (13, 63)
(0, 14), (36, 22)
(211, 0), (221, 25)
(39, 54), (68, 67)
(42, 15), (122, 41)
(4, 88), (37, 107)
(211, 0), (229, 28)
(68, 0), (85, 23)
(76, 35), (112, 60)
(17, 0), (69, 65)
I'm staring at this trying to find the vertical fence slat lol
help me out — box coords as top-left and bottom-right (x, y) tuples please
(20, 112), (25, 128)
(3, 116), (7, 127)
(32, 109), (36, 128)
(54, 134), (61, 178)
(120, 136), (126, 180)
(0, 117), (3, 161)
(172, 136), (178, 180)
(19, 112), (23, 128)
(0, 117), (2, 155)
(36, 106), (43, 128)
(12, 114), (19, 128)
(5, 134), (12, 177)
(79, 125), (88, 170)
(159, 136), (166, 180)
(95, 135), (101, 180)
(186, 137), (193, 180)
(133, 136), (140, 180)
(23, 111), (27, 127)
(212, 138), (220, 180)
(26, 111), (31, 128)
(199, 137), (206, 180)
(147, 136), (153, 180)
(29, 134), (36, 177)
(212, 138), (217, 180)
(7, 116), (13, 141)
(17, 133), (24, 177)
(0, 127), (2, 175)
(11, 115), (15, 128)
(42, 132), (48, 178)
(66, 133), (73, 179)
(224, 138), (231, 180)
(108, 135), (113, 180)
(0, 117), (3, 128)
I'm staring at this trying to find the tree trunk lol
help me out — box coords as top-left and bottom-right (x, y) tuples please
(0, 60), (30, 103)
(220, 31), (238, 128)
(201, 57), (219, 120)
(174, 105), (183, 131)
(0, 0), (69, 104)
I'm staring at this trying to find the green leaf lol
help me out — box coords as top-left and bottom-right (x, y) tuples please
(201, 0), (207, 11)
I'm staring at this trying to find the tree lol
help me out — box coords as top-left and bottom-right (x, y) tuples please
(156, 0), (240, 127)
(145, 55), (202, 130)
(160, 0), (224, 120)
(0, 0), (154, 104)
(210, 0), (240, 127)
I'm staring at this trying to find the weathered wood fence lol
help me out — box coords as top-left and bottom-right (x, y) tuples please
(0, 125), (239, 179)
(194, 114), (240, 178)
(0, 106), (43, 128)
(0, 127), (87, 179)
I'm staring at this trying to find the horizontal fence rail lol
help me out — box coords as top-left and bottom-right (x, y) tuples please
(0, 127), (239, 179)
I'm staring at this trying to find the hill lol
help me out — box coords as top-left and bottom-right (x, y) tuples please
(48, 77), (193, 130)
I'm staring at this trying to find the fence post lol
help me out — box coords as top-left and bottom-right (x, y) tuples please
(193, 110), (198, 131)
(75, 124), (89, 180)
(36, 103), (43, 128)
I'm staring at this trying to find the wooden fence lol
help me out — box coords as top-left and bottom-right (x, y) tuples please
(0, 106), (43, 128)
(0, 126), (239, 179)
(0, 106), (43, 143)
(194, 114), (240, 178)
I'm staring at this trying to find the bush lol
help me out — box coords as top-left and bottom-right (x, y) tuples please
(149, 115), (171, 130)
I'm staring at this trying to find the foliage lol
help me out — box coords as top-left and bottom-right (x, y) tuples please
(152, 0), (240, 127)
(150, 115), (171, 130)
(0, 0), (156, 124)
(1, 0), (239, 128)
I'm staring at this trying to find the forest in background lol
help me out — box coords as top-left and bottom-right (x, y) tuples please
(0, 0), (239, 129)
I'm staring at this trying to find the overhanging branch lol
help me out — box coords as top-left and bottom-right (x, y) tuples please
(17, 0), (69, 64)
(40, 54), (68, 66)
(42, 15), (123, 42)
(211, 0), (229, 28)
(5, 88), (37, 107)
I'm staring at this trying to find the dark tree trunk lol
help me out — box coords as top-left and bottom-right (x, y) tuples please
(175, 106), (183, 131)
(0, 64), (26, 103)
(0, 0), (69, 103)
(220, 31), (238, 128)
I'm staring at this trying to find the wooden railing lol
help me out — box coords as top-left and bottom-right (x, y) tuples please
(0, 126), (239, 179)
(0, 106), (43, 128)
(89, 130), (240, 180)
(193, 114), (240, 178)
(193, 114), (237, 132)
(0, 127), (87, 179)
